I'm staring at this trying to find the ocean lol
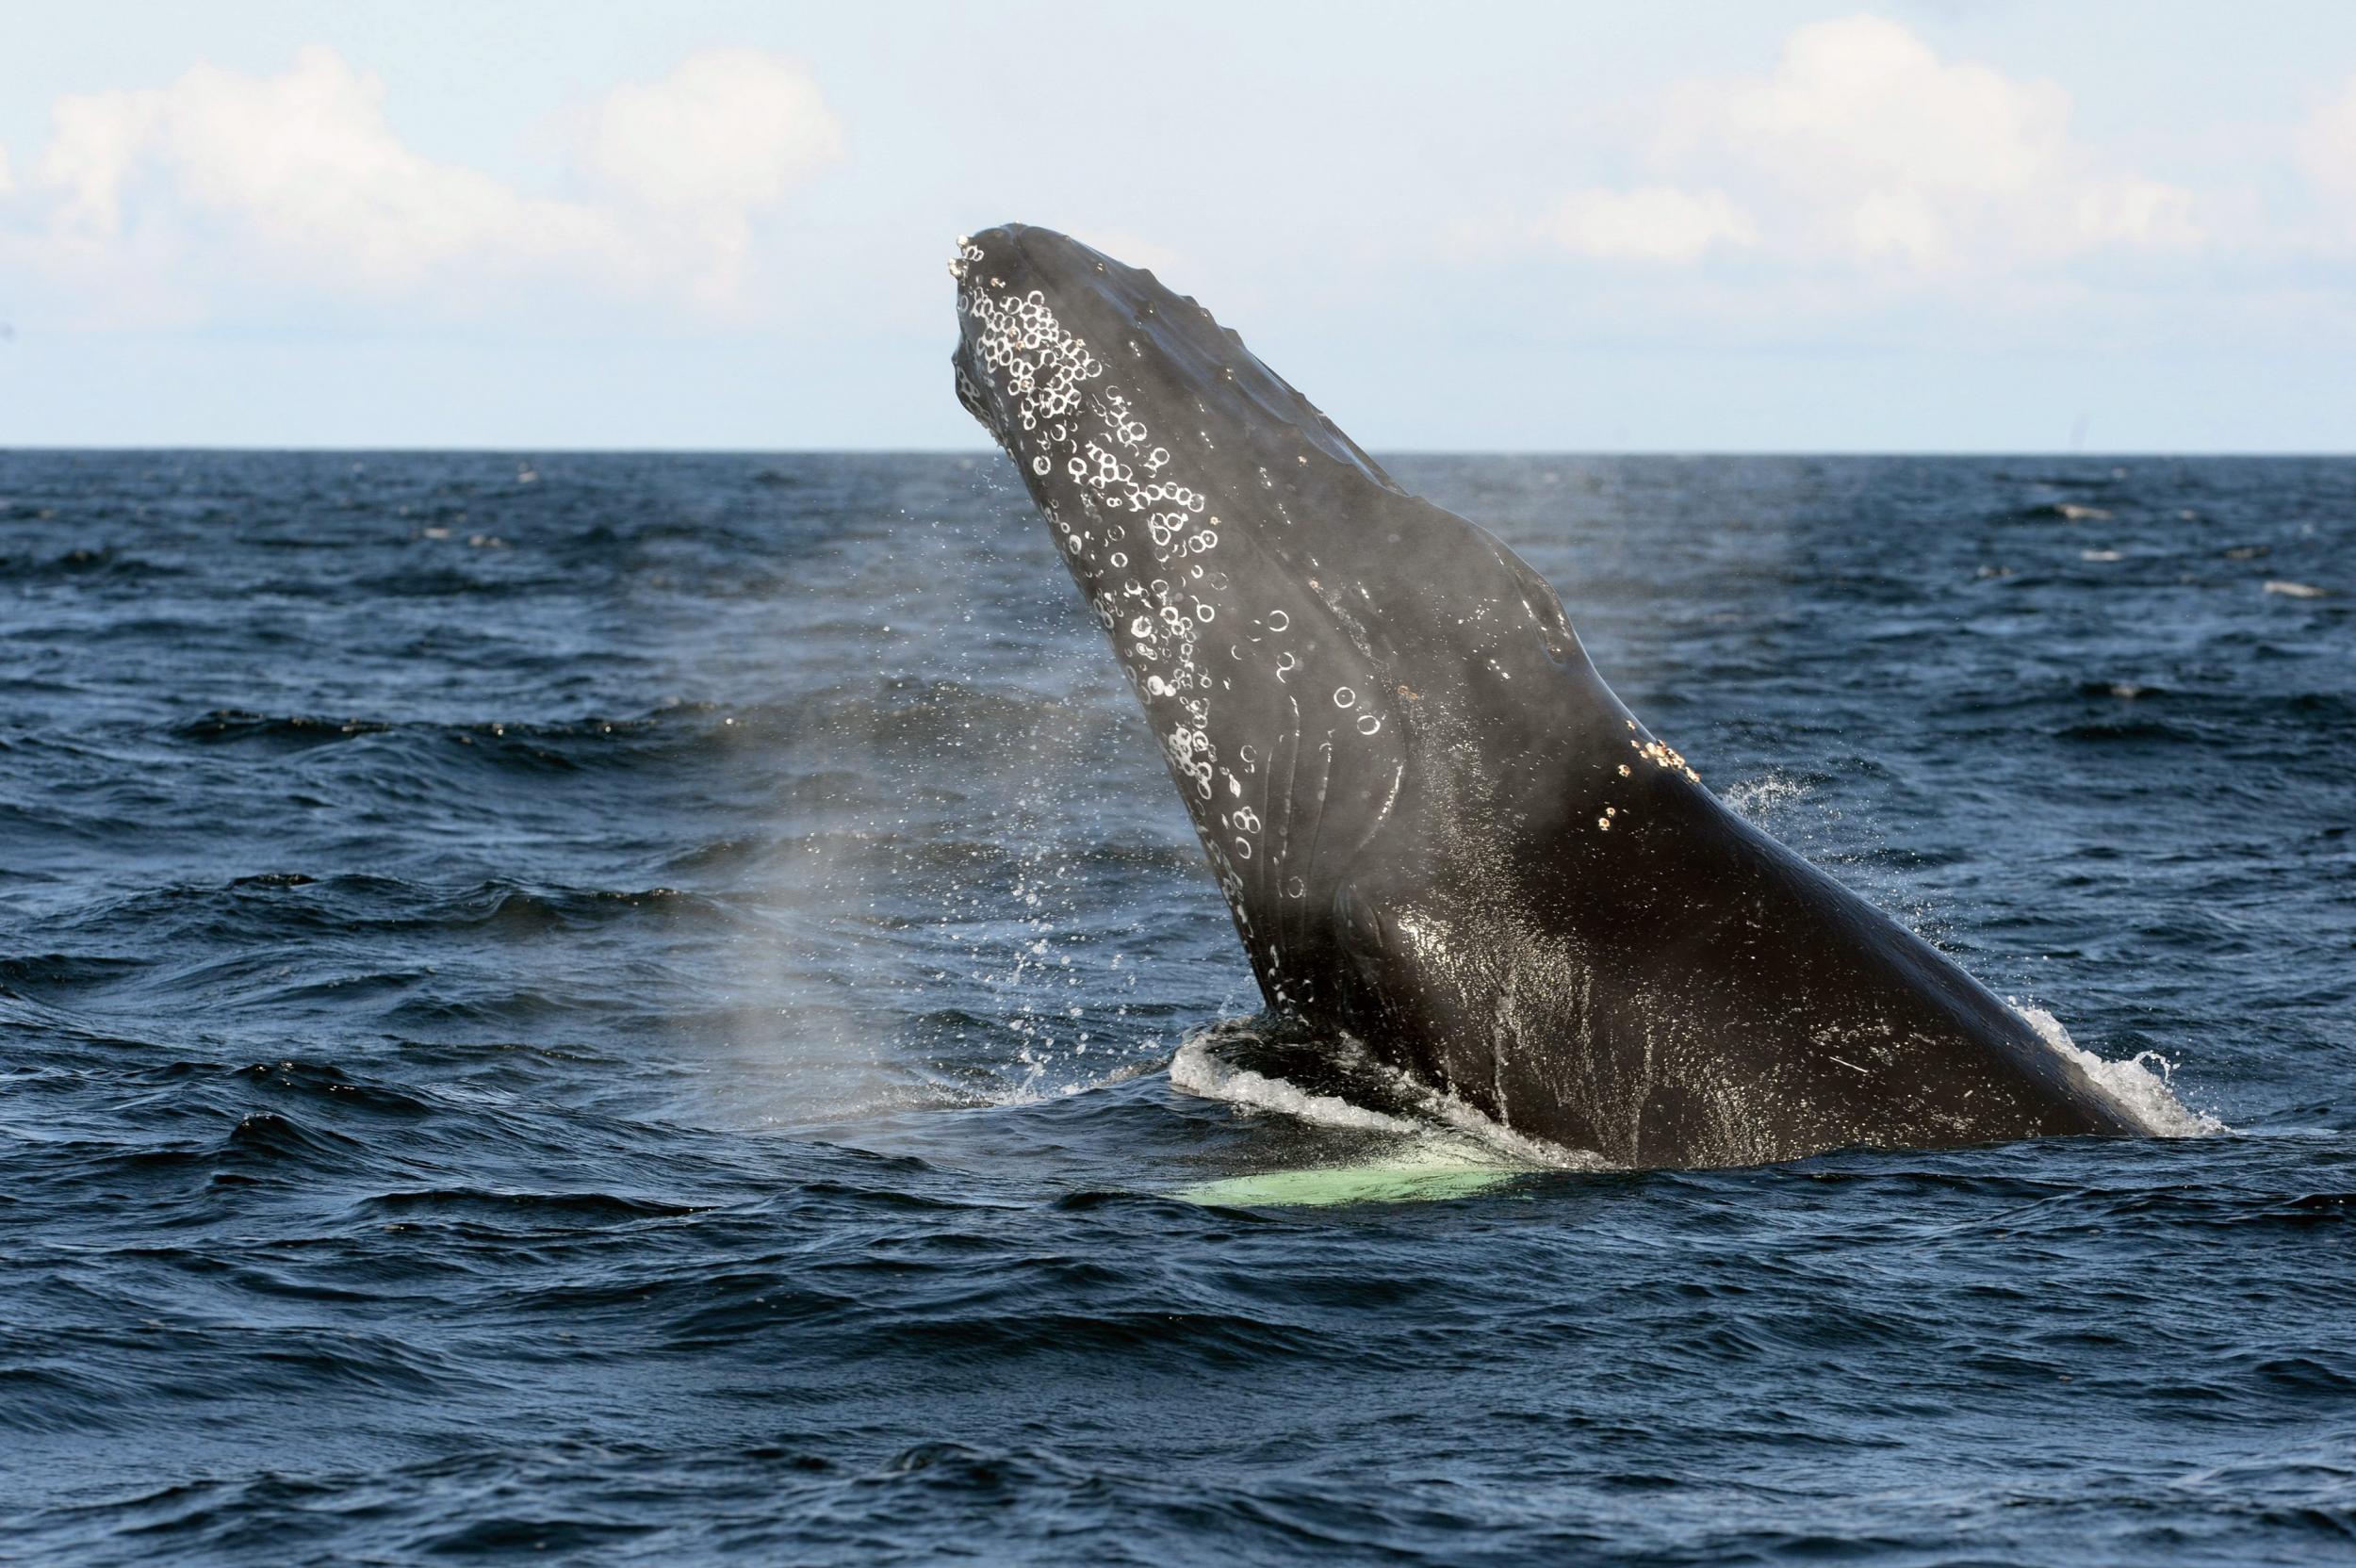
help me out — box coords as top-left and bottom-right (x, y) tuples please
(3, 449), (2350, 1564)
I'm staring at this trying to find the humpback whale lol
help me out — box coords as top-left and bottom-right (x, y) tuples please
(948, 223), (2138, 1168)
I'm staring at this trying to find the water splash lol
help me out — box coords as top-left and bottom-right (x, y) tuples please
(2012, 1003), (2227, 1138)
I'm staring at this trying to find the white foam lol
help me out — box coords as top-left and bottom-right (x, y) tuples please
(1170, 1029), (1607, 1170)
(1169, 1035), (1419, 1134)
(2011, 1003), (2226, 1137)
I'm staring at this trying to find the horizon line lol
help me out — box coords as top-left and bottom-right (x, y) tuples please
(6, 444), (2352, 460)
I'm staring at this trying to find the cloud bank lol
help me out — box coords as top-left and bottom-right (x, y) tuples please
(2, 44), (843, 322)
(2, 8), (2352, 444)
(1539, 16), (2203, 273)
(2305, 72), (2356, 239)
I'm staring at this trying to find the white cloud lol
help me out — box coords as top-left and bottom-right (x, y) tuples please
(0, 142), (12, 198)
(4, 45), (844, 318)
(2303, 73), (2356, 233)
(564, 47), (846, 301)
(1542, 186), (1756, 264)
(572, 48), (843, 213)
(1541, 14), (2201, 274)
(34, 47), (620, 288)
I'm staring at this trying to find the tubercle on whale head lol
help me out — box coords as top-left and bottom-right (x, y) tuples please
(947, 226), (1109, 457)
(949, 224), (1398, 497)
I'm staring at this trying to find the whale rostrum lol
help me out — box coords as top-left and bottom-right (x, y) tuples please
(949, 223), (2139, 1168)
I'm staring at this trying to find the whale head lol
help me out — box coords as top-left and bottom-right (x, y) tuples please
(947, 223), (1630, 1018)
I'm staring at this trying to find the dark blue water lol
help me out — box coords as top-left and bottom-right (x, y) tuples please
(4, 450), (2351, 1564)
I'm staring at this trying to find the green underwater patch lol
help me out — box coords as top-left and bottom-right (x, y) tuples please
(1174, 1159), (1523, 1208)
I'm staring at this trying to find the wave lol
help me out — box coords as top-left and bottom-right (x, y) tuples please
(164, 678), (1135, 781)
(2017, 500), (2115, 521)
(0, 547), (186, 583)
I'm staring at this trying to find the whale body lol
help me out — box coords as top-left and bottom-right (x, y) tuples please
(949, 223), (2138, 1168)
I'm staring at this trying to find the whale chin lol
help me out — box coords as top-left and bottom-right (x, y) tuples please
(948, 221), (2142, 1169)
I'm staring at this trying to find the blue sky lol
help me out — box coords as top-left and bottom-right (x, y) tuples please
(4, 2), (2354, 450)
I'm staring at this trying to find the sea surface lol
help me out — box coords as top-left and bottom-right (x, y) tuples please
(3, 450), (2350, 1565)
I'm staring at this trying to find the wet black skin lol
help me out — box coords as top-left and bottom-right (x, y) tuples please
(952, 222), (2139, 1168)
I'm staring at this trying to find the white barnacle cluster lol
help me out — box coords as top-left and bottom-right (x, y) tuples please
(1631, 729), (1701, 784)
(954, 232), (1392, 956)
(1592, 719), (1703, 832)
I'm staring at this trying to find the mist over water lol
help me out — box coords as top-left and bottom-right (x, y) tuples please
(4, 450), (2350, 1563)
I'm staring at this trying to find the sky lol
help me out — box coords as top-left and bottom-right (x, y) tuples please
(3, 1), (2354, 451)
